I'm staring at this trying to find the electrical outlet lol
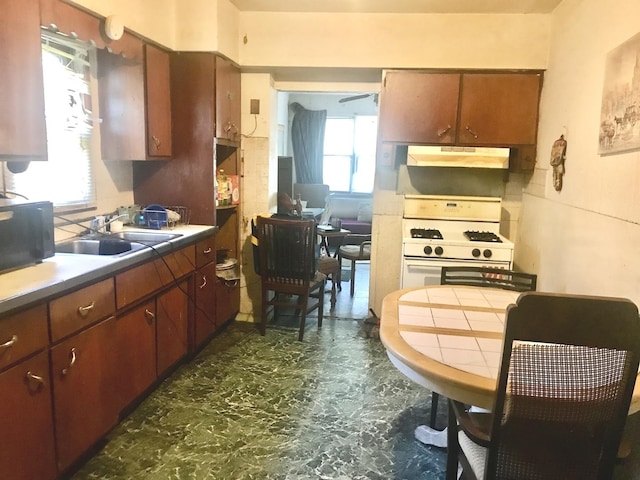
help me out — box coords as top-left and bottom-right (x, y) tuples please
(250, 99), (260, 115)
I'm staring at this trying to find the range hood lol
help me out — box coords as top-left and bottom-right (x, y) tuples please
(407, 145), (510, 169)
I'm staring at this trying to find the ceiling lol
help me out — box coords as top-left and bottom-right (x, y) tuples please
(229, 0), (563, 14)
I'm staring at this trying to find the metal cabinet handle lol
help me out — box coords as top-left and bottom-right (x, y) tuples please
(437, 125), (452, 137)
(203, 247), (212, 255)
(61, 347), (77, 376)
(152, 135), (161, 151)
(0, 334), (17, 349)
(144, 309), (155, 324)
(78, 301), (95, 317)
(199, 275), (207, 289)
(25, 371), (45, 391)
(464, 125), (479, 139)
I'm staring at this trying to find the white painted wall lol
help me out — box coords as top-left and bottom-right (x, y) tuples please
(516, 0), (640, 306)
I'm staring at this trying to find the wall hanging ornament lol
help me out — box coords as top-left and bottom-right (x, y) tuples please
(550, 134), (567, 191)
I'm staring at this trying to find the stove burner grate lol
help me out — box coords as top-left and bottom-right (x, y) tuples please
(464, 230), (502, 243)
(410, 228), (443, 239)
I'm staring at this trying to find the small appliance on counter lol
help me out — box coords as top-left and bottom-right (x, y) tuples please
(0, 199), (54, 273)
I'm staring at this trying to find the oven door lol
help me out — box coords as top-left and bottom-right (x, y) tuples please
(401, 257), (510, 289)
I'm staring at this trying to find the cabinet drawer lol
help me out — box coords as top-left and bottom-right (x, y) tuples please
(50, 278), (116, 342)
(195, 235), (216, 268)
(0, 304), (48, 371)
(116, 245), (196, 309)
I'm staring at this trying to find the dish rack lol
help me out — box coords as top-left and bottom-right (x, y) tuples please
(140, 205), (191, 229)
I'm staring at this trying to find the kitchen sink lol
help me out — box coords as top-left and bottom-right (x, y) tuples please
(55, 238), (148, 256)
(111, 231), (182, 244)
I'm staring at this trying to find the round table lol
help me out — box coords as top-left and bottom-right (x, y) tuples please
(380, 285), (640, 415)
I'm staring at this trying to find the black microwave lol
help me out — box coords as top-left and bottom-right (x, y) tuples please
(0, 199), (55, 273)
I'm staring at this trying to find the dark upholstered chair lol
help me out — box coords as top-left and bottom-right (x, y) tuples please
(428, 266), (538, 429)
(255, 216), (325, 341)
(440, 266), (537, 292)
(336, 234), (371, 297)
(446, 292), (640, 480)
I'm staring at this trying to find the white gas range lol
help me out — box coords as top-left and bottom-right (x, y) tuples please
(401, 195), (514, 288)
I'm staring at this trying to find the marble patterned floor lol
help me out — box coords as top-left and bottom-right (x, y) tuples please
(69, 262), (640, 480)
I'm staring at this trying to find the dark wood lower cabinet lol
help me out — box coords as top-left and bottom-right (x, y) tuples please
(0, 351), (56, 480)
(156, 281), (189, 376)
(51, 317), (119, 473)
(195, 261), (217, 347)
(114, 300), (157, 411)
(216, 276), (240, 326)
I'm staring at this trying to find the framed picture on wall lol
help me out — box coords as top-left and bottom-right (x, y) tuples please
(599, 31), (640, 155)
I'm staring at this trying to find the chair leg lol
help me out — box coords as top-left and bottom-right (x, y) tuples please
(430, 391), (439, 428)
(329, 276), (336, 310)
(318, 279), (325, 328)
(260, 286), (267, 335)
(446, 400), (460, 480)
(336, 254), (342, 292)
(298, 295), (309, 341)
(350, 259), (356, 297)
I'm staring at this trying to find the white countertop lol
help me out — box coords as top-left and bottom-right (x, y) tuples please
(0, 225), (216, 316)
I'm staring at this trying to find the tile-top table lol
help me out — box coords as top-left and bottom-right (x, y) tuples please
(380, 285), (640, 415)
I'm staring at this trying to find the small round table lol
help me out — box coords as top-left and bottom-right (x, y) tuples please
(316, 227), (351, 257)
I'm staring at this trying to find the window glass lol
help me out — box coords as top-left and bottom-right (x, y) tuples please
(322, 116), (377, 193)
(4, 32), (96, 208)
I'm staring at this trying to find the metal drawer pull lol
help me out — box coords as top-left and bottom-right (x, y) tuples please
(437, 125), (452, 137)
(465, 125), (479, 139)
(203, 247), (212, 254)
(26, 371), (45, 388)
(152, 135), (161, 151)
(199, 275), (207, 289)
(62, 348), (77, 376)
(78, 301), (96, 317)
(144, 309), (155, 324)
(0, 335), (18, 349)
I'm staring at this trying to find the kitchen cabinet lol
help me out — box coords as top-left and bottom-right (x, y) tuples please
(194, 236), (217, 348)
(0, 0), (47, 161)
(114, 300), (157, 411)
(215, 56), (241, 142)
(378, 70), (542, 165)
(156, 281), (189, 376)
(0, 305), (56, 480)
(51, 317), (119, 473)
(98, 39), (172, 160)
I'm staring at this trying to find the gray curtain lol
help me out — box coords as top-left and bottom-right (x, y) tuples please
(290, 102), (326, 184)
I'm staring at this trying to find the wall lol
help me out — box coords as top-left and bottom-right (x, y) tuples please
(516, 0), (640, 306)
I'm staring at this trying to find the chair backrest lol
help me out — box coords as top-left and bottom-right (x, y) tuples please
(255, 216), (317, 287)
(486, 292), (640, 480)
(440, 266), (537, 292)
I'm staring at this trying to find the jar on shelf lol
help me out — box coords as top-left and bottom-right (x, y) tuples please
(217, 169), (231, 206)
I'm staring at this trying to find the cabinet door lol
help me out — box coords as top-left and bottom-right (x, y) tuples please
(458, 73), (542, 145)
(51, 317), (119, 472)
(216, 276), (240, 326)
(379, 71), (460, 144)
(156, 281), (189, 376)
(0, 0), (47, 160)
(114, 300), (157, 411)
(0, 351), (56, 480)
(145, 44), (172, 157)
(215, 56), (241, 141)
(195, 262), (217, 347)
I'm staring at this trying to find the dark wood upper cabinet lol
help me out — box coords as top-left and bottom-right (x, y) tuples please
(0, 0), (47, 161)
(215, 56), (241, 143)
(379, 70), (542, 148)
(458, 73), (542, 146)
(98, 39), (172, 160)
(145, 44), (172, 157)
(380, 71), (460, 144)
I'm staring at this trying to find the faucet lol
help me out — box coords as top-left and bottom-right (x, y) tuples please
(90, 213), (129, 234)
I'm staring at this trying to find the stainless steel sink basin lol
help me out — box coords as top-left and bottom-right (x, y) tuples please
(55, 239), (147, 256)
(111, 231), (182, 244)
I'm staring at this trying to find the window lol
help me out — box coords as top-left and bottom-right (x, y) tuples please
(322, 116), (377, 193)
(3, 31), (96, 209)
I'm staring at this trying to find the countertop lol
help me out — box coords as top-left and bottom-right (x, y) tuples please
(0, 225), (217, 317)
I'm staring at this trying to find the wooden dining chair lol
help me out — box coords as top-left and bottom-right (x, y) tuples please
(427, 266), (538, 429)
(446, 292), (640, 480)
(336, 234), (371, 297)
(255, 216), (326, 341)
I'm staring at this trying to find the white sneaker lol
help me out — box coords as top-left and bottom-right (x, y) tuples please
(414, 425), (448, 448)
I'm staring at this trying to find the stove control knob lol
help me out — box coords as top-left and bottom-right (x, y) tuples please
(434, 246), (444, 256)
(423, 246), (433, 255)
(472, 248), (481, 258)
(483, 249), (492, 259)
